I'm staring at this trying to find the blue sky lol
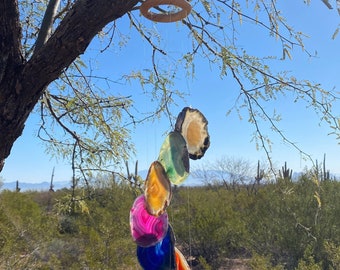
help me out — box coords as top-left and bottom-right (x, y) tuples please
(1, 1), (340, 183)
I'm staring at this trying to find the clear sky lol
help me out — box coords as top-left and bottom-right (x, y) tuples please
(1, 1), (340, 183)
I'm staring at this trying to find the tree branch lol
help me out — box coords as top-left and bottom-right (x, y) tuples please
(0, 0), (139, 171)
(0, 0), (23, 85)
(34, 0), (61, 54)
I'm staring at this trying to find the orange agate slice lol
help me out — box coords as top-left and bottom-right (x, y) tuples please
(144, 161), (172, 216)
(175, 247), (191, 270)
(175, 107), (210, 160)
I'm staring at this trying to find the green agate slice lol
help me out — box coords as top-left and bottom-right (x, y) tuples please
(158, 131), (189, 185)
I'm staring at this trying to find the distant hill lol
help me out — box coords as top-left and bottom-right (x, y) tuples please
(1, 181), (70, 192)
(137, 169), (203, 186)
(4, 170), (333, 192)
(1, 176), (202, 192)
(1, 171), (203, 192)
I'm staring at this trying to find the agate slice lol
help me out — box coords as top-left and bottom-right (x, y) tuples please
(137, 225), (176, 270)
(175, 107), (210, 160)
(175, 247), (191, 270)
(158, 131), (189, 185)
(145, 161), (172, 216)
(130, 195), (168, 247)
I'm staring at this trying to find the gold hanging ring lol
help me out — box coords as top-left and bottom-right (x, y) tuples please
(140, 0), (192, 23)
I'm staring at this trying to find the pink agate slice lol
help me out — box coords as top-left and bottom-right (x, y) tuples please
(130, 195), (168, 247)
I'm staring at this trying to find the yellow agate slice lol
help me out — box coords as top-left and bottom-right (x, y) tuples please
(144, 161), (172, 216)
(158, 131), (189, 185)
(175, 107), (210, 160)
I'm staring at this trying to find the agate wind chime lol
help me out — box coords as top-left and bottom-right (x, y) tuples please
(130, 3), (198, 269)
(129, 107), (210, 269)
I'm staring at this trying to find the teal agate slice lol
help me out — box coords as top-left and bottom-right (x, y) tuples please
(158, 131), (189, 185)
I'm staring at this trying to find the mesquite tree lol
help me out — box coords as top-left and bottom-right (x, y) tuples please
(0, 0), (139, 174)
(1, 0), (339, 181)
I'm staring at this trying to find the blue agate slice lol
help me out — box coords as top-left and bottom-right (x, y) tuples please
(137, 225), (176, 270)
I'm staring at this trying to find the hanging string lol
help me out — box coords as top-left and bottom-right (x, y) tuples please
(129, 107), (210, 269)
(186, 185), (192, 268)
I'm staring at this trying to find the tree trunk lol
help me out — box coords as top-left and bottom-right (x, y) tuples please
(0, 0), (139, 172)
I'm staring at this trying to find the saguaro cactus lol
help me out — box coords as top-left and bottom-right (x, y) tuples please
(249, 160), (265, 195)
(322, 153), (330, 181)
(255, 160), (264, 184)
(49, 167), (55, 192)
(125, 160), (144, 194)
(279, 162), (292, 180)
(15, 180), (20, 192)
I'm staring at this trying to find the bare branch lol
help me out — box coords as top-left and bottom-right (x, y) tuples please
(34, 0), (61, 54)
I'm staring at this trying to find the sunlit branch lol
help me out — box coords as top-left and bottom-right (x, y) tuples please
(245, 90), (313, 161)
(216, 0), (311, 55)
(43, 91), (80, 142)
(34, 0), (61, 54)
(100, 21), (117, 53)
(53, 0), (72, 21)
(127, 12), (167, 55)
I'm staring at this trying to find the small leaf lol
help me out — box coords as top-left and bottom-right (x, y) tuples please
(282, 48), (292, 60)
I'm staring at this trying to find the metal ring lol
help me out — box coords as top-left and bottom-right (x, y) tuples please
(140, 0), (192, 23)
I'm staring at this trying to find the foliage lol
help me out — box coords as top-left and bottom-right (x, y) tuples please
(324, 241), (340, 269)
(0, 173), (340, 269)
(295, 244), (323, 270)
(2, 0), (340, 180)
(168, 173), (340, 269)
(0, 191), (56, 268)
(247, 253), (284, 270)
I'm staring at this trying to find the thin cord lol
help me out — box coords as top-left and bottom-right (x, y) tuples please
(186, 185), (192, 267)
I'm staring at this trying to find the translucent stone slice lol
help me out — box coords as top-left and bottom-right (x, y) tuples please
(137, 225), (176, 270)
(158, 131), (189, 185)
(144, 161), (172, 216)
(130, 195), (168, 247)
(175, 107), (210, 160)
(175, 247), (191, 270)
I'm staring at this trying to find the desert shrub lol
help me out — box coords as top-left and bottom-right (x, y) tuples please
(74, 182), (138, 269)
(0, 191), (56, 268)
(169, 175), (340, 269)
(324, 241), (340, 270)
(295, 245), (323, 270)
(247, 253), (284, 270)
(170, 187), (250, 268)
(0, 174), (339, 269)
